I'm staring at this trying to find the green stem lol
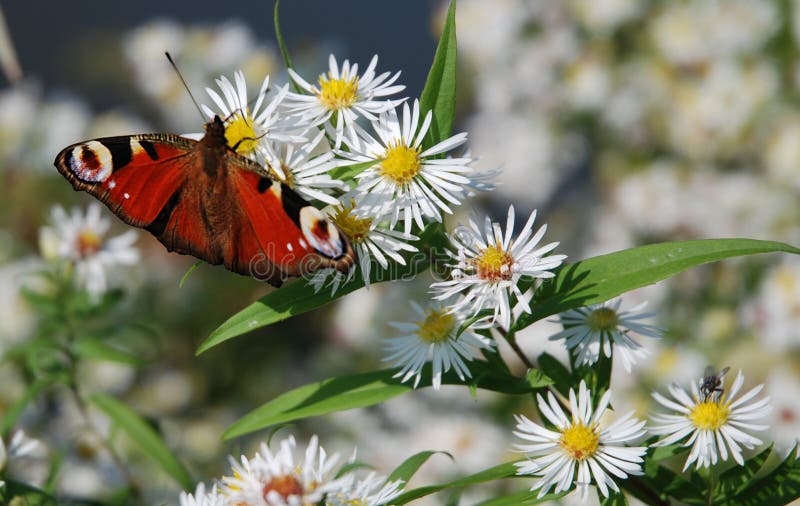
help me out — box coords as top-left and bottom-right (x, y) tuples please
(503, 330), (534, 369)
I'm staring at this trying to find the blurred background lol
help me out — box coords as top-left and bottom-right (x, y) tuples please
(0, 0), (799, 504)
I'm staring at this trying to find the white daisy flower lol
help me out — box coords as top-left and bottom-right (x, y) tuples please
(326, 198), (418, 287)
(264, 129), (345, 205)
(650, 369), (771, 471)
(179, 483), (225, 506)
(327, 471), (404, 506)
(383, 301), (495, 390)
(549, 298), (662, 372)
(221, 435), (344, 505)
(200, 70), (305, 163)
(514, 381), (648, 500)
(39, 204), (139, 297)
(431, 206), (567, 330)
(342, 99), (473, 235)
(285, 54), (406, 148)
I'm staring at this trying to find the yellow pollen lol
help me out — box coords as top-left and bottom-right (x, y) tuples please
(76, 230), (102, 258)
(318, 75), (359, 110)
(689, 400), (730, 430)
(416, 308), (456, 344)
(225, 111), (259, 156)
(473, 244), (514, 282)
(588, 307), (619, 332)
(330, 200), (373, 244)
(379, 141), (422, 185)
(560, 422), (600, 461)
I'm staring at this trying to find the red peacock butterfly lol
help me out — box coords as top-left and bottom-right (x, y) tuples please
(53, 115), (355, 286)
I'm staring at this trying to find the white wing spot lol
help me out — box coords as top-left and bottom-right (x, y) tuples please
(108, 180), (116, 189)
(287, 243), (293, 252)
(299, 239), (308, 249)
(124, 193), (130, 199)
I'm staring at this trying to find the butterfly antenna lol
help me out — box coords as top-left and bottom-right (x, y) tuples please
(165, 52), (207, 123)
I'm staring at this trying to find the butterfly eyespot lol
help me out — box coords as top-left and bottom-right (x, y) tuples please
(69, 141), (114, 182)
(299, 206), (345, 259)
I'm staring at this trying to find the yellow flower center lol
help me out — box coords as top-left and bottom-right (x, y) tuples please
(379, 141), (422, 185)
(587, 307), (619, 332)
(318, 75), (359, 110)
(689, 400), (730, 430)
(330, 200), (373, 244)
(560, 422), (600, 461)
(225, 112), (259, 156)
(416, 308), (456, 344)
(262, 474), (304, 502)
(76, 230), (102, 258)
(473, 244), (514, 282)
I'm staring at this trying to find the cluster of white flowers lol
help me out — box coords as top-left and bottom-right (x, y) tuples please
(179, 435), (402, 506)
(513, 369), (771, 500)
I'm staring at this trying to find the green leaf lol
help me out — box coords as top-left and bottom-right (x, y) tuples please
(536, 353), (572, 397)
(513, 239), (800, 332)
(525, 368), (554, 389)
(600, 490), (628, 506)
(198, 223), (445, 354)
(73, 337), (144, 366)
(388, 451), (451, 484)
(179, 261), (203, 288)
(419, 0), (457, 151)
(2, 479), (57, 506)
(473, 490), (567, 506)
(273, 0), (293, 72)
(224, 363), (532, 439)
(89, 393), (193, 489)
(2, 378), (52, 436)
(328, 159), (378, 183)
(649, 443), (685, 462)
(634, 460), (703, 505)
(715, 444), (773, 498)
(727, 446), (800, 506)
(393, 461), (519, 505)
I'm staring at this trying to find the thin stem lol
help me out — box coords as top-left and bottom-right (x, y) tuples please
(503, 329), (534, 369)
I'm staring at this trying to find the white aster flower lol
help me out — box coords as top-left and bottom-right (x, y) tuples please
(514, 381), (648, 500)
(549, 299), (662, 372)
(431, 206), (566, 330)
(264, 129), (345, 205)
(327, 471), (404, 506)
(285, 54), (406, 148)
(327, 198), (418, 287)
(179, 483), (225, 506)
(383, 301), (495, 390)
(650, 369), (771, 471)
(221, 435), (344, 505)
(39, 204), (139, 297)
(344, 99), (473, 235)
(200, 70), (305, 163)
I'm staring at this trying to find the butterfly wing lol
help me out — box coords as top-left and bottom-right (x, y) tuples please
(54, 129), (354, 286)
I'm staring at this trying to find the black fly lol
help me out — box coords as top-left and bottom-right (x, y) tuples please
(699, 366), (730, 401)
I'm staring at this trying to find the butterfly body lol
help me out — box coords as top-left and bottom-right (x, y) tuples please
(55, 116), (354, 286)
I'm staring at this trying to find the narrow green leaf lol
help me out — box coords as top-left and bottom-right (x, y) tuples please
(73, 337), (144, 366)
(273, 1), (292, 70)
(600, 490), (629, 506)
(2, 378), (52, 436)
(393, 461), (519, 505)
(179, 261), (203, 288)
(199, 223), (444, 354)
(328, 159), (378, 183)
(388, 451), (452, 484)
(513, 239), (800, 332)
(525, 368), (554, 389)
(89, 393), (193, 489)
(727, 446), (800, 506)
(224, 363), (532, 439)
(715, 444), (773, 498)
(474, 490), (567, 506)
(2, 479), (57, 506)
(419, 0), (457, 150)
(648, 443), (685, 461)
(536, 353), (572, 397)
(635, 460), (703, 505)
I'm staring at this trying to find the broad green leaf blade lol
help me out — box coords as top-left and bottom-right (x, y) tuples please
(224, 363), (533, 439)
(600, 490), (629, 506)
(728, 446), (800, 506)
(2, 479), (57, 506)
(394, 462), (519, 505)
(73, 337), (144, 366)
(525, 368), (553, 389)
(199, 223), (446, 355)
(89, 393), (193, 489)
(715, 444), (773, 498)
(513, 239), (800, 332)
(419, 0), (457, 151)
(388, 451), (451, 484)
(536, 353), (572, 397)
